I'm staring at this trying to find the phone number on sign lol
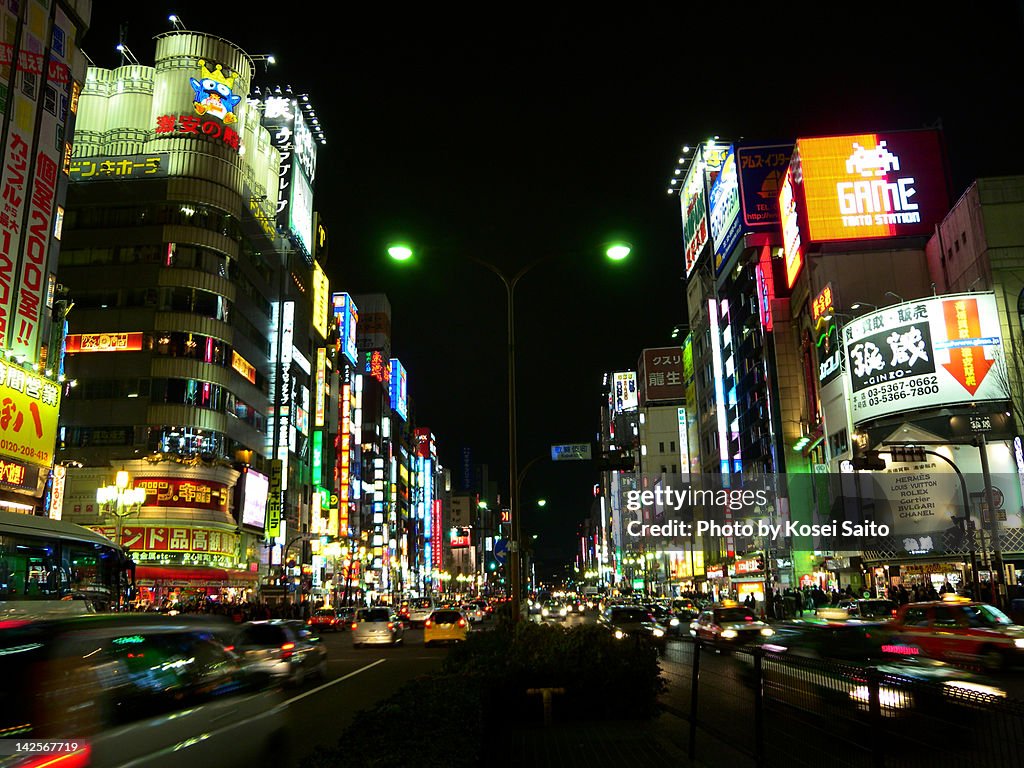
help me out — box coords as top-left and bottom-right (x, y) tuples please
(863, 376), (939, 407)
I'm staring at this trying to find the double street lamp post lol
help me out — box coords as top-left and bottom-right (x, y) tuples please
(96, 470), (147, 548)
(389, 242), (631, 622)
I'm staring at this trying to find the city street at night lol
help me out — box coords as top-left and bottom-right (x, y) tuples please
(5, 2), (1024, 767)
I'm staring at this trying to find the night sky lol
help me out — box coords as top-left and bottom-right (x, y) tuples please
(82, 3), (1024, 570)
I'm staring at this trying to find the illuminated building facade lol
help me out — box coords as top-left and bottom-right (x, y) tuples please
(0, 1), (89, 514)
(53, 28), (327, 605)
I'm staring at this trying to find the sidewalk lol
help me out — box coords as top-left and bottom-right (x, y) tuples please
(502, 711), (703, 767)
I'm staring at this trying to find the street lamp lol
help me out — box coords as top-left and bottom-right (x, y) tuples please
(387, 241), (632, 622)
(96, 470), (147, 548)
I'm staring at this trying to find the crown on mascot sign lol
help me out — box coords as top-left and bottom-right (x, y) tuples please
(197, 59), (236, 88)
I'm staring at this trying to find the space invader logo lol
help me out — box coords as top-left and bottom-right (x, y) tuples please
(846, 141), (900, 177)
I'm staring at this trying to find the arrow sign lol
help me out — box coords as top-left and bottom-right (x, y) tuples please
(493, 538), (509, 564)
(941, 297), (995, 395)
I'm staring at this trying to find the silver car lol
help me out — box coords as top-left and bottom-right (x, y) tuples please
(352, 607), (405, 648)
(232, 619), (328, 686)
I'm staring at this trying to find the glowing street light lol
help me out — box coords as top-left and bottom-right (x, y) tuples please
(387, 244), (414, 261)
(605, 243), (632, 262)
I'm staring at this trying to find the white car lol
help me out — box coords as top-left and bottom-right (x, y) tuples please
(352, 607), (405, 647)
(406, 598), (436, 626)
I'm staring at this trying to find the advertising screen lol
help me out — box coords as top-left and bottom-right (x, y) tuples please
(843, 292), (1005, 425)
(779, 165), (804, 288)
(312, 262), (330, 338)
(737, 143), (792, 230)
(390, 358), (408, 421)
(332, 293), (359, 365)
(612, 371), (638, 412)
(709, 145), (741, 273)
(240, 468), (270, 529)
(290, 169), (314, 256)
(795, 130), (949, 243)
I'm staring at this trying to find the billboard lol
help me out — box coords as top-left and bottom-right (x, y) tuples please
(709, 145), (742, 273)
(737, 143), (793, 230)
(779, 164), (804, 289)
(638, 348), (685, 404)
(133, 478), (228, 511)
(612, 371), (638, 412)
(843, 293), (1005, 425)
(65, 333), (143, 353)
(312, 262), (330, 338)
(332, 293), (359, 365)
(0, 363), (61, 468)
(239, 468), (270, 529)
(794, 130), (949, 243)
(390, 358), (408, 421)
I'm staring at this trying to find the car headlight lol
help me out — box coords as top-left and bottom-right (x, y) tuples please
(1014, 638), (1024, 649)
(653, 628), (665, 638)
(560, 608), (568, 616)
(760, 628), (774, 637)
(614, 629), (626, 640)
(670, 618), (680, 627)
(542, 608), (549, 616)
(689, 621), (699, 630)
(721, 629), (738, 639)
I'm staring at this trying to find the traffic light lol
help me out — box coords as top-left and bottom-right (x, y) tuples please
(851, 450), (886, 470)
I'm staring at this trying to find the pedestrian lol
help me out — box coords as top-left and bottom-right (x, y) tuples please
(794, 589), (803, 615)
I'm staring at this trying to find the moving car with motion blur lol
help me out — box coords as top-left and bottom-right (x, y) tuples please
(0, 613), (290, 768)
(351, 607), (405, 648)
(599, 605), (668, 652)
(424, 608), (468, 646)
(741, 622), (1007, 719)
(689, 602), (774, 650)
(233, 619), (328, 685)
(885, 596), (1024, 671)
(817, 598), (898, 623)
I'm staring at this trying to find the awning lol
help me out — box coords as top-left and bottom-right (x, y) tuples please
(134, 566), (257, 584)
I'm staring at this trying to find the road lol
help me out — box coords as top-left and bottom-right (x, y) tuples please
(278, 624), (449, 764)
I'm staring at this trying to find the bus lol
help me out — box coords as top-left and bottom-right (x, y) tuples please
(0, 509), (134, 613)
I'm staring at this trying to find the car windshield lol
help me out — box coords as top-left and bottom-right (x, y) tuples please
(716, 608), (756, 623)
(358, 608), (391, 622)
(411, 599), (433, 609)
(961, 604), (1013, 627)
(432, 611), (462, 624)
(611, 608), (650, 623)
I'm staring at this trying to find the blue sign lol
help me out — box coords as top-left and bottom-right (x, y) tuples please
(493, 538), (509, 564)
(736, 143), (793, 231)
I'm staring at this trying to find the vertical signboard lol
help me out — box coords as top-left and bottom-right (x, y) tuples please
(48, 464), (67, 520)
(312, 262), (329, 338)
(266, 459), (283, 538)
(314, 347), (327, 427)
(331, 292), (359, 365)
(737, 143), (793, 230)
(390, 358), (408, 421)
(276, 301), (294, 485)
(638, 348), (685, 404)
(780, 164), (804, 289)
(612, 371), (638, 412)
(709, 145), (741, 274)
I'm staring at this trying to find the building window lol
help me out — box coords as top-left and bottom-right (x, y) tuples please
(670, 440), (676, 452)
(659, 442), (665, 453)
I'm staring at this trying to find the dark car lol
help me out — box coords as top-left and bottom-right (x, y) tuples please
(233, 619), (328, 686)
(600, 605), (668, 652)
(689, 603), (774, 650)
(836, 598), (899, 621)
(0, 613), (289, 768)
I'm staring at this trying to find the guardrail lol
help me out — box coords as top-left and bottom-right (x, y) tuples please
(658, 636), (1024, 768)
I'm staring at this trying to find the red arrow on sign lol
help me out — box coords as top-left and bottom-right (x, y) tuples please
(942, 298), (994, 395)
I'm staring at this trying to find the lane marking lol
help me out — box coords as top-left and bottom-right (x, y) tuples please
(285, 658), (386, 705)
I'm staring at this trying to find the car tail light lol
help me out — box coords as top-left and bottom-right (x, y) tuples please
(425, 620), (433, 628)
(306, 619), (312, 624)
(224, 645), (235, 652)
(16, 745), (91, 768)
(388, 622), (395, 630)
(458, 618), (467, 627)
(280, 642), (296, 659)
(351, 622), (358, 630)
